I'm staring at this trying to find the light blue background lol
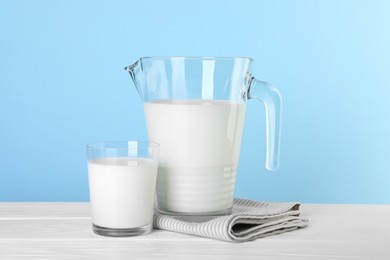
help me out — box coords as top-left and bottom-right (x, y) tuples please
(1, 0), (389, 203)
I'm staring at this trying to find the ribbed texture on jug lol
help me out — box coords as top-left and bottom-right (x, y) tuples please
(157, 165), (237, 215)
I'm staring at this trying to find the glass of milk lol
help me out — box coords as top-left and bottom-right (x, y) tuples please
(86, 141), (159, 237)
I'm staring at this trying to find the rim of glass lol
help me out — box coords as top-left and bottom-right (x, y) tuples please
(86, 141), (160, 150)
(139, 56), (253, 62)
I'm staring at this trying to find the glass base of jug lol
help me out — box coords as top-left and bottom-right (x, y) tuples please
(157, 207), (232, 216)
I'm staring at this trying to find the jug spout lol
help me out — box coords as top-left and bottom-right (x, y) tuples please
(124, 60), (142, 96)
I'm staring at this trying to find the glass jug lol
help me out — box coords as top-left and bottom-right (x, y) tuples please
(125, 57), (281, 216)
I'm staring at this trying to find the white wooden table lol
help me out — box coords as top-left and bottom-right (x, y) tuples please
(0, 203), (389, 259)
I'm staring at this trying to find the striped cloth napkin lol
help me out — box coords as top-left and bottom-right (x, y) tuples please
(153, 198), (308, 242)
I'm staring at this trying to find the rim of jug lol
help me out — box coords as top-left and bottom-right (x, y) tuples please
(139, 56), (253, 62)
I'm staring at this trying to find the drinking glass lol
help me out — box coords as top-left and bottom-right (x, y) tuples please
(86, 141), (159, 237)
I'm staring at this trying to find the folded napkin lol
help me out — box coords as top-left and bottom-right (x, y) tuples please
(153, 198), (308, 242)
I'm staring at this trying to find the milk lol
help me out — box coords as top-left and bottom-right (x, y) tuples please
(144, 100), (246, 214)
(88, 157), (158, 229)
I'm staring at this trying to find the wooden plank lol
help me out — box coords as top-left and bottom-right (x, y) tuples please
(0, 240), (316, 260)
(0, 203), (389, 259)
(0, 203), (89, 218)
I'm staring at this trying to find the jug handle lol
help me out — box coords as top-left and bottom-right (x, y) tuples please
(247, 77), (282, 171)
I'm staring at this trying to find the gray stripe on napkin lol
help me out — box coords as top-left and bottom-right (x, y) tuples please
(153, 198), (308, 242)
